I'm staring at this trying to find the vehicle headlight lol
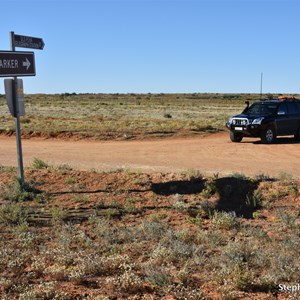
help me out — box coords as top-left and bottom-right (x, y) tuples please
(228, 118), (236, 125)
(252, 117), (264, 125)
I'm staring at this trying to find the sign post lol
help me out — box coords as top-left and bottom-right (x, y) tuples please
(0, 31), (45, 188)
(1, 31), (44, 187)
(10, 31), (25, 185)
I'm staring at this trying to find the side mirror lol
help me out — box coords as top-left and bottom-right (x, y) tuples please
(245, 101), (250, 108)
(278, 111), (286, 115)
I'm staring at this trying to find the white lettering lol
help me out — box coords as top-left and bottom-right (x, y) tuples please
(279, 283), (300, 292)
(20, 36), (32, 43)
(0, 59), (19, 68)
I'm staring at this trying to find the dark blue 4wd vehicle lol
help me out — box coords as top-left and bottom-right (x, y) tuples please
(226, 97), (300, 143)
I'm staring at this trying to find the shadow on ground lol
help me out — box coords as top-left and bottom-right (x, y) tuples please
(151, 178), (205, 195)
(214, 177), (259, 218)
(251, 136), (300, 145)
(151, 176), (260, 218)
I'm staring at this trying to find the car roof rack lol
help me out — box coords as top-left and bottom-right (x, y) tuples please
(277, 95), (296, 100)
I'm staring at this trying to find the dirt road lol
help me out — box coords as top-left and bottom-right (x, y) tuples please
(1, 133), (299, 178)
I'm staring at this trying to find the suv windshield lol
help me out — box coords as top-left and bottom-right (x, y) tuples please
(244, 102), (278, 116)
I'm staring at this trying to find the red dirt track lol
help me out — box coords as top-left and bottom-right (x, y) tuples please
(1, 132), (299, 178)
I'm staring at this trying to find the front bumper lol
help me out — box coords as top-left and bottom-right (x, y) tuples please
(226, 122), (262, 137)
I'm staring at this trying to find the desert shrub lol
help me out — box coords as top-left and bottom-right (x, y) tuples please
(0, 245), (31, 275)
(151, 244), (171, 264)
(124, 198), (139, 214)
(84, 296), (109, 300)
(145, 265), (171, 287)
(211, 211), (240, 230)
(18, 282), (67, 300)
(188, 214), (204, 226)
(163, 113), (172, 118)
(55, 164), (73, 172)
(64, 176), (77, 184)
(279, 212), (299, 230)
(200, 180), (218, 199)
(183, 169), (203, 181)
(0, 165), (15, 172)
(268, 239), (300, 282)
(0, 203), (28, 225)
(278, 172), (294, 182)
(215, 259), (254, 291)
(31, 157), (49, 169)
(0, 177), (39, 202)
(168, 284), (204, 300)
(255, 173), (272, 182)
(50, 206), (67, 225)
(93, 217), (111, 237)
(100, 254), (130, 275)
(111, 262), (142, 292)
(223, 240), (258, 266)
(140, 220), (168, 241)
(230, 172), (248, 180)
(31, 254), (49, 276)
(245, 190), (262, 209)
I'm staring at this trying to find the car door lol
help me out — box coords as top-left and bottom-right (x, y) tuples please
(286, 101), (300, 134)
(276, 102), (289, 135)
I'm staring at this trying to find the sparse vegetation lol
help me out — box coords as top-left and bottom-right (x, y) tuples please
(0, 93), (270, 140)
(31, 157), (49, 169)
(0, 203), (28, 225)
(211, 210), (240, 230)
(0, 163), (299, 299)
(0, 177), (40, 202)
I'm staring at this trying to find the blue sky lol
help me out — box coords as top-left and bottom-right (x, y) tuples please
(1, 0), (300, 94)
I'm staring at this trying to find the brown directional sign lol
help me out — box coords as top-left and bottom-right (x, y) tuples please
(0, 51), (35, 77)
(14, 34), (45, 50)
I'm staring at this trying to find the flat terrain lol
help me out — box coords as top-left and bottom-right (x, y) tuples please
(1, 93), (300, 299)
(0, 93), (257, 140)
(1, 132), (300, 178)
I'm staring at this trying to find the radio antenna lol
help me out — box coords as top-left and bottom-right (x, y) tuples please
(260, 72), (263, 99)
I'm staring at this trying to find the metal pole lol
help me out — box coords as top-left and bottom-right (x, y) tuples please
(10, 31), (24, 185)
(260, 72), (263, 100)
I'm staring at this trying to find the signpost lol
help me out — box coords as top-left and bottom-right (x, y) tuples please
(1, 31), (44, 186)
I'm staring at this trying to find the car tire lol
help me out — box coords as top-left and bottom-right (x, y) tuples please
(261, 127), (276, 144)
(230, 131), (243, 142)
(294, 127), (300, 141)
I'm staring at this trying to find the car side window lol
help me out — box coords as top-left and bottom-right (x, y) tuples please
(278, 103), (288, 114)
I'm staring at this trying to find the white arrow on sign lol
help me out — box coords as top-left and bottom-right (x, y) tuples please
(22, 58), (31, 70)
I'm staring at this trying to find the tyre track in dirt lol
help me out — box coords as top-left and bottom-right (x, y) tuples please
(1, 132), (299, 178)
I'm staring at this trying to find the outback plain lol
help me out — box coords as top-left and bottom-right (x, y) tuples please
(0, 93), (300, 299)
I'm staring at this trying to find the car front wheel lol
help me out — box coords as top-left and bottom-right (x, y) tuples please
(294, 127), (300, 141)
(230, 131), (243, 142)
(261, 127), (276, 144)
